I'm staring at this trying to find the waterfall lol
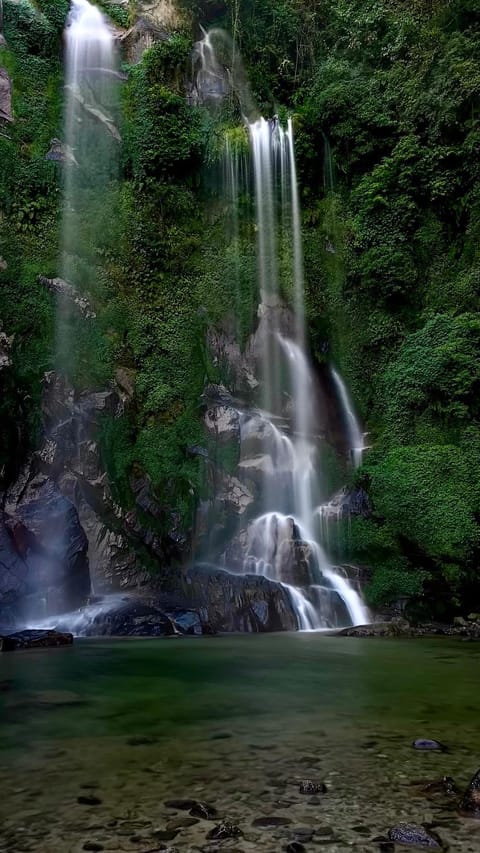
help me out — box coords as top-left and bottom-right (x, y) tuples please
(59, 0), (120, 366)
(238, 118), (368, 630)
(331, 367), (365, 468)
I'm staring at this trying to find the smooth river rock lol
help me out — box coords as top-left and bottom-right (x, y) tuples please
(0, 629), (73, 652)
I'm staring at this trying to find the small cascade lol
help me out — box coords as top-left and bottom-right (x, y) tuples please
(192, 27), (230, 106)
(330, 367), (365, 468)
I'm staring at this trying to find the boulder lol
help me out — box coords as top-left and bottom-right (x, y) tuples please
(459, 768), (480, 818)
(172, 564), (298, 632)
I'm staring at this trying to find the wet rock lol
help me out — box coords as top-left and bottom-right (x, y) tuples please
(378, 843), (395, 853)
(340, 619), (412, 638)
(206, 821), (242, 840)
(77, 795), (102, 806)
(190, 802), (218, 820)
(285, 843), (306, 853)
(413, 739), (447, 751)
(180, 564), (298, 633)
(458, 767), (480, 818)
(388, 823), (443, 848)
(0, 630), (73, 652)
(298, 780), (327, 795)
(83, 844), (104, 852)
(252, 816), (292, 829)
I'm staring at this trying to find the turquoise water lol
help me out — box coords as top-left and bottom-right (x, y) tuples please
(1, 634), (480, 851)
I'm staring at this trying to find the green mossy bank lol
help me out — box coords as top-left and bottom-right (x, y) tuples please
(1, 0), (479, 617)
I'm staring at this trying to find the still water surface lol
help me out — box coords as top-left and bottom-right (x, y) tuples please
(1, 634), (480, 851)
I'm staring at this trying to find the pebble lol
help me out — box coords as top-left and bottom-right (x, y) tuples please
(298, 780), (327, 794)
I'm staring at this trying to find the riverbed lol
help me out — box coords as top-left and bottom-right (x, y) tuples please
(1, 634), (480, 852)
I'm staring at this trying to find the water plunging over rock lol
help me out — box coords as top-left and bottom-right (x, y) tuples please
(198, 111), (369, 631)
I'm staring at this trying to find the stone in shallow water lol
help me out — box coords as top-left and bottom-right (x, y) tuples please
(291, 827), (315, 842)
(165, 799), (197, 810)
(459, 767), (480, 817)
(190, 802), (217, 820)
(413, 738), (447, 751)
(251, 816), (292, 829)
(77, 795), (102, 806)
(285, 843), (306, 853)
(206, 821), (242, 840)
(388, 823), (443, 848)
(83, 844), (103, 852)
(298, 780), (327, 794)
(166, 817), (199, 830)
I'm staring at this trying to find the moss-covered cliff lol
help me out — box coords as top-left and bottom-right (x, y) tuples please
(1, 0), (480, 617)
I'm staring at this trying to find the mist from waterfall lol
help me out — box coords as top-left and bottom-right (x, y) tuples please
(59, 0), (120, 369)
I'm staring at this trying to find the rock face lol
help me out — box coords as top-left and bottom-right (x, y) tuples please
(0, 67), (13, 123)
(1, 479), (90, 623)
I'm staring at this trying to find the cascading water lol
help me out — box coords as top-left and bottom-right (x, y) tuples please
(330, 366), (365, 468)
(239, 118), (369, 630)
(59, 0), (120, 367)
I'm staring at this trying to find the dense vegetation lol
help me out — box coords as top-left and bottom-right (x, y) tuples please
(1, 0), (479, 616)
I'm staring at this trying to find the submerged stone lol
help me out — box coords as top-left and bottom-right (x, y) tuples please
(458, 767), (480, 818)
(413, 738), (447, 751)
(165, 799), (197, 811)
(298, 780), (327, 794)
(285, 843), (306, 853)
(388, 823), (443, 848)
(251, 816), (292, 829)
(206, 821), (242, 840)
(189, 801), (217, 820)
(77, 795), (102, 806)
